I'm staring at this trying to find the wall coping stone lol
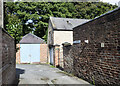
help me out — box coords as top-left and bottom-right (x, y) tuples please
(62, 42), (71, 47)
(2, 28), (14, 40)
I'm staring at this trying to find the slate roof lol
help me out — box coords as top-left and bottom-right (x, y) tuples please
(50, 17), (90, 31)
(20, 33), (46, 44)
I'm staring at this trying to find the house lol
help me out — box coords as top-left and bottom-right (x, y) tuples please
(16, 33), (47, 64)
(47, 17), (89, 68)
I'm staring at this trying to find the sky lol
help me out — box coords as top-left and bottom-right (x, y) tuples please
(101, 0), (120, 5)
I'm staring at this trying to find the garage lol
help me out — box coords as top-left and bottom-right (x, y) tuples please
(16, 33), (47, 64)
(20, 44), (40, 63)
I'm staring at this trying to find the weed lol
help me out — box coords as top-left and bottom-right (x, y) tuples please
(51, 79), (57, 84)
(50, 65), (55, 68)
(41, 77), (49, 81)
(92, 76), (95, 85)
(56, 71), (74, 77)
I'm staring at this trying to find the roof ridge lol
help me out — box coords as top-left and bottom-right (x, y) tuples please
(20, 33), (46, 44)
(29, 33), (45, 42)
(51, 17), (89, 20)
(50, 17), (90, 30)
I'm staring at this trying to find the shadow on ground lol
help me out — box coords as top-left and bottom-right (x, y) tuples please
(14, 68), (25, 85)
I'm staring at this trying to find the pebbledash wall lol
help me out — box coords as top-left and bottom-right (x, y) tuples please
(63, 7), (120, 84)
(2, 29), (16, 85)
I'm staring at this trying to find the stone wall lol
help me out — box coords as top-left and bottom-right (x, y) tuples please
(2, 29), (16, 85)
(63, 7), (120, 85)
(0, 27), (2, 86)
(63, 45), (74, 73)
(0, 0), (3, 28)
(0, 1), (15, 85)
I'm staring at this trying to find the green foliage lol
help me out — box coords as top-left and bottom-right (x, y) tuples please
(4, 2), (117, 44)
(6, 14), (23, 44)
(42, 28), (48, 42)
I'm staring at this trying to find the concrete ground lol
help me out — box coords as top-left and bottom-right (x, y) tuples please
(16, 64), (91, 85)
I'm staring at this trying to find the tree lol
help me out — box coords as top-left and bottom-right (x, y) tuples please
(6, 14), (23, 49)
(4, 2), (118, 44)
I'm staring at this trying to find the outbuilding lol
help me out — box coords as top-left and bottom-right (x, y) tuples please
(16, 33), (47, 64)
(47, 17), (89, 67)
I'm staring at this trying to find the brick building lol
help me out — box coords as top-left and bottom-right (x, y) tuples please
(63, 7), (120, 84)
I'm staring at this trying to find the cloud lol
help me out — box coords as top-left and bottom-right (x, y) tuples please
(101, 0), (120, 5)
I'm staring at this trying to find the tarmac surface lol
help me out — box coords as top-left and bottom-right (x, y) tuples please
(16, 64), (91, 85)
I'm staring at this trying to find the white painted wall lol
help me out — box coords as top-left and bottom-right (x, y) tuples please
(54, 31), (73, 46)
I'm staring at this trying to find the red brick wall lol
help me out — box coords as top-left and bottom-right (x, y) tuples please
(40, 44), (47, 63)
(54, 46), (64, 69)
(54, 46), (60, 67)
(16, 44), (20, 64)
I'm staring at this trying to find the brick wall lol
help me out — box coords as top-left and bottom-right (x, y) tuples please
(40, 44), (47, 63)
(53, 46), (64, 69)
(59, 47), (64, 68)
(54, 46), (59, 66)
(16, 44), (20, 64)
(63, 7), (120, 85)
(2, 29), (16, 85)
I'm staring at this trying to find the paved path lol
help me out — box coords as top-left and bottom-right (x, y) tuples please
(16, 64), (91, 85)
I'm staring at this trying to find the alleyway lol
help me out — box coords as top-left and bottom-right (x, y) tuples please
(16, 64), (90, 85)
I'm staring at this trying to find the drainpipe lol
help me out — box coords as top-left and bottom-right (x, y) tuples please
(58, 48), (60, 67)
